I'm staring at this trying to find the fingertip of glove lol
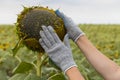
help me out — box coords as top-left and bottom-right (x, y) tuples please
(39, 38), (42, 45)
(48, 25), (53, 29)
(41, 25), (46, 28)
(41, 25), (46, 31)
(39, 25), (45, 35)
(39, 30), (43, 36)
(48, 26), (55, 32)
(55, 9), (60, 15)
(39, 38), (42, 42)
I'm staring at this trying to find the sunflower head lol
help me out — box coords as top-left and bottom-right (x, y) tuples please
(16, 6), (66, 53)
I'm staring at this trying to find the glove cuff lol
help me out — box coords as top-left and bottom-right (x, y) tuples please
(74, 33), (85, 42)
(64, 64), (77, 74)
(60, 56), (77, 73)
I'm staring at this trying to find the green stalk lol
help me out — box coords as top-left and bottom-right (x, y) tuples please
(12, 36), (26, 56)
(36, 53), (42, 77)
(36, 53), (48, 77)
(12, 39), (23, 56)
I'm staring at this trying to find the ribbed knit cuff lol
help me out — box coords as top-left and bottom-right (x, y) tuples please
(74, 33), (85, 42)
(60, 58), (77, 74)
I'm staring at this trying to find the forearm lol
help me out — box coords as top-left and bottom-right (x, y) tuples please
(76, 35), (120, 79)
(66, 66), (85, 80)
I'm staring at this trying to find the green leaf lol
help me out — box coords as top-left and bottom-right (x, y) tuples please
(24, 74), (46, 80)
(13, 61), (34, 74)
(48, 73), (67, 80)
(8, 73), (27, 80)
(0, 70), (7, 80)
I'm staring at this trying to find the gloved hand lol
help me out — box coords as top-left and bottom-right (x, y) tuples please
(55, 10), (85, 42)
(39, 25), (77, 73)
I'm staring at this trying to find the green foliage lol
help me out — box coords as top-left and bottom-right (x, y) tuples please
(9, 74), (27, 80)
(13, 62), (34, 74)
(0, 70), (8, 80)
(48, 73), (66, 80)
(0, 24), (120, 79)
(24, 74), (41, 80)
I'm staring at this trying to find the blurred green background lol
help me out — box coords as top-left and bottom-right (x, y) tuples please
(0, 24), (120, 80)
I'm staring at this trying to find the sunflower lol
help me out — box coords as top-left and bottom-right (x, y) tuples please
(16, 6), (66, 52)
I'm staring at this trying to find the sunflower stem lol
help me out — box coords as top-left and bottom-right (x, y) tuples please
(12, 39), (23, 56)
(36, 53), (42, 77)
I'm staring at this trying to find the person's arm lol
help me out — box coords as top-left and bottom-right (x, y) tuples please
(39, 26), (85, 80)
(76, 35), (120, 80)
(56, 10), (120, 80)
(66, 67), (85, 80)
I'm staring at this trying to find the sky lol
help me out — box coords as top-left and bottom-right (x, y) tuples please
(0, 0), (120, 24)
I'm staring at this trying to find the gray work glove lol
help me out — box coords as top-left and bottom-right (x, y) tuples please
(39, 25), (77, 73)
(55, 10), (85, 42)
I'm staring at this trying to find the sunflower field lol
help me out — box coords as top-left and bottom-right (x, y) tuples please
(0, 24), (120, 80)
